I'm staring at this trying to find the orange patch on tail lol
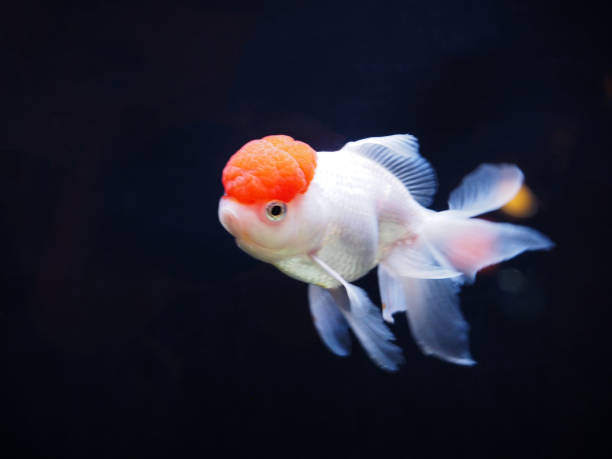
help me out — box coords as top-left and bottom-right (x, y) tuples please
(222, 135), (317, 204)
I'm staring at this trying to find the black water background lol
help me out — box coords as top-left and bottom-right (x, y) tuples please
(1, 2), (610, 458)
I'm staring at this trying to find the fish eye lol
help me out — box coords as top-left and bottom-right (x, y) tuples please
(265, 201), (287, 221)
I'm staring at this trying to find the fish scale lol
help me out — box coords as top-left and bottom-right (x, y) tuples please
(274, 150), (418, 288)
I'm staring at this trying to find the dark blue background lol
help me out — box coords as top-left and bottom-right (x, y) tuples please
(1, 2), (610, 458)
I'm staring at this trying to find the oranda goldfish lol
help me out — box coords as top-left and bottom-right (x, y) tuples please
(218, 134), (553, 371)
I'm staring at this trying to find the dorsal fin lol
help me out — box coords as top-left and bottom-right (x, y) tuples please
(343, 134), (438, 207)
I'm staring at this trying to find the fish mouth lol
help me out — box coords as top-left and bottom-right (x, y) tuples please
(218, 197), (243, 237)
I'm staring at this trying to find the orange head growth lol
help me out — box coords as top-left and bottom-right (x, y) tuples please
(222, 135), (317, 204)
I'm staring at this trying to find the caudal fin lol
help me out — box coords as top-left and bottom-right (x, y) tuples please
(377, 164), (553, 365)
(448, 163), (524, 217)
(424, 215), (554, 282)
(424, 164), (554, 282)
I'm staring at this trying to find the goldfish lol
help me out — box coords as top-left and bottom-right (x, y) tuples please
(218, 134), (553, 371)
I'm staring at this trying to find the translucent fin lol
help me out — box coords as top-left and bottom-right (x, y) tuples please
(400, 275), (475, 365)
(311, 256), (404, 371)
(344, 134), (437, 206)
(377, 247), (473, 364)
(448, 164), (524, 217)
(378, 241), (462, 323)
(308, 284), (351, 356)
(378, 265), (407, 324)
(425, 213), (555, 282)
(383, 240), (462, 279)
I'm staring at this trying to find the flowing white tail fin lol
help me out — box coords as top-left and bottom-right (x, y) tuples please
(379, 163), (553, 365)
(423, 164), (554, 282)
(424, 214), (553, 282)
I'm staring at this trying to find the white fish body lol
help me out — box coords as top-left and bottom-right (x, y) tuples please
(218, 134), (553, 371)
(273, 146), (428, 288)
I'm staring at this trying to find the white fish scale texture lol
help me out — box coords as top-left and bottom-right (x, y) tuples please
(275, 151), (418, 288)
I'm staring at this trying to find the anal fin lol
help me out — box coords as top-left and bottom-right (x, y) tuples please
(379, 254), (475, 365)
